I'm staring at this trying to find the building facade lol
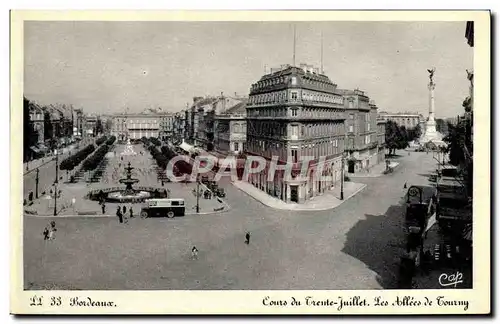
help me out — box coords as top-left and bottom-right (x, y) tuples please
(376, 118), (387, 163)
(246, 63), (346, 203)
(214, 99), (248, 154)
(29, 102), (45, 144)
(377, 111), (424, 129)
(109, 109), (162, 140)
(340, 90), (379, 173)
(172, 111), (186, 143)
(159, 113), (175, 141)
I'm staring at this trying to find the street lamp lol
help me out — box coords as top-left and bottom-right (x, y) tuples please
(35, 168), (39, 199)
(340, 153), (346, 200)
(53, 149), (59, 216)
(192, 176), (203, 213)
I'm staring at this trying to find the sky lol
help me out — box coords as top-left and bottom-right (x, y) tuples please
(24, 21), (473, 118)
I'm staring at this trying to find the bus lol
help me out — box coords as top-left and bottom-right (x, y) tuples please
(141, 198), (186, 218)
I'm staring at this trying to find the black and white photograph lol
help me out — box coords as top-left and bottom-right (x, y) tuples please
(11, 10), (490, 315)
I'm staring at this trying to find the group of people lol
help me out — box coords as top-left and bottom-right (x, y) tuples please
(116, 205), (134, 224)
(42, 221), (57, 240)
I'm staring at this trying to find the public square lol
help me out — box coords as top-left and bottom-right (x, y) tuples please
(23, 143), (226, 217)
(24, 150), (440, 290)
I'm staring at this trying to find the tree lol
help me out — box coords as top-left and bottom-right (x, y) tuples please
(43, 109), (53, 141)
(385, 120), (409, 155)
(23, 97), (38, 162)
(95, 118), (103, 136)
(407, 124), (422, 142)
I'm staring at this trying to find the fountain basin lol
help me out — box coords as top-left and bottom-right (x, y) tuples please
(86, 186), (170, 203)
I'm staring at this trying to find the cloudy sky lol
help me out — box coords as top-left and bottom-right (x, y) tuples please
(24, 21), (473, 117)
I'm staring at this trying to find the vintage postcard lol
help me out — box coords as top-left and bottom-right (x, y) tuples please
(10, 10), (490, 315)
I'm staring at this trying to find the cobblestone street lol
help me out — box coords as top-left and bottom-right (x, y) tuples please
(23, 150), (440, 290)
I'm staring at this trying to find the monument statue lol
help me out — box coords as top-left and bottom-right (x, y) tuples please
(419, 67), (443, 145)
(427, 67), (436, 83)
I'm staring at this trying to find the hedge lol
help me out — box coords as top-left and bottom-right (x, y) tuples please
(81, 144), (110, 171)
(149, 137), (161, 146)
(106, 135), (116, 146)
(59, 144), (95, 171)
(95, 136), (107, 146)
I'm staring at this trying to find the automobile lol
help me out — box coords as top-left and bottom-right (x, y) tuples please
(140, 198), (186, 218)
(215, 188), (226, 198)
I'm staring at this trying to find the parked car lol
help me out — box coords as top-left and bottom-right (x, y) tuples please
(215, 188), (226, 198)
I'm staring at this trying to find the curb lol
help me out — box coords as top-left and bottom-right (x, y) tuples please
(232, 182), (367, 212)
(23, 158), (56, 176)
(347, 163), (401, 179)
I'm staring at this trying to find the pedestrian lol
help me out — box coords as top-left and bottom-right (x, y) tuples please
(403, 182), (407, 189)
(101, 203), (106, 215)
(191, 246), (198, 260)
(245, 232), (251, 245)
(42, 226), (49, 240)
(116, 206), (123, 223)
(129, 206), (134, 218)
(123, 206), (127, 215)
(48, 221), (57, 240)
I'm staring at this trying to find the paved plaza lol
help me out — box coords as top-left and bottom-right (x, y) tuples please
(24, 150), (440, 290)
(23, 144), (226, 216)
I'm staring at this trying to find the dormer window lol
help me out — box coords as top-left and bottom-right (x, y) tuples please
(291, 76), (297, 86)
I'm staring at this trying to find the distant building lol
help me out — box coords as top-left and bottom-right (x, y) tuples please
(85, 114), (99, 137)
(376, 118), (387, 163)
(377, 111), (424, 129)
(108, 108), (165, 140)
(339, 89), (379, 173)
(172, 111), (186, 143)
(28, 102), (45, 144)
(214, 99), (248, 154)
(159, 113), (175, 141)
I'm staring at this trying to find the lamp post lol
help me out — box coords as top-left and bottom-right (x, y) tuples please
(53, 149), (58, 216)
(192, 175), (203, 213)
(35, 168), (39, 199)
(340, 153), (345, 200)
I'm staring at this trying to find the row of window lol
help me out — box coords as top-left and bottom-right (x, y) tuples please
(301, 90), (344, 105)
(247, 138), (343, 163)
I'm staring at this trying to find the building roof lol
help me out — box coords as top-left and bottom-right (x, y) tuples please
(224, 99), (248, 115)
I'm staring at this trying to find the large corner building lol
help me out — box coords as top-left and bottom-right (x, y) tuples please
(245, 64), (346, 203)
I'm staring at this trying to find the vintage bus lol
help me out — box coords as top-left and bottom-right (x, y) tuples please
(140, 198), (186, 218)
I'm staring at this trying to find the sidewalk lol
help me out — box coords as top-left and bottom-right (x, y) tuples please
(24, 145), (80, 175)
(348, 161), (400, 178)
(232, 180), (366, 211)
(23, 157), (55, 175)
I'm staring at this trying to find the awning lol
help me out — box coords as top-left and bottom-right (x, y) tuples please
(179, 141), (195, 154)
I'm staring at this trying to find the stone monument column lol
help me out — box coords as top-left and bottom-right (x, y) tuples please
(420, 67), (442, 143)
(426, 80), (437, 135)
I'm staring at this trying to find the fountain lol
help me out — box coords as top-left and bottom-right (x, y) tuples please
(119, 162), (140, 194)
(86, 161), (169, 203)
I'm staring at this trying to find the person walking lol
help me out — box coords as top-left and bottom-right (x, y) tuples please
(245, 232), (251, 245)
(122, 206), (127, 215)
(48, 221), (57, 240)
(129, 206), (134, 218)
(403, 182), (407, 189)
(101, 203), (106, 215)
(42, 226), (50, 240)
(116, 206), (123, 224)
(191, 246), (199, 260)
